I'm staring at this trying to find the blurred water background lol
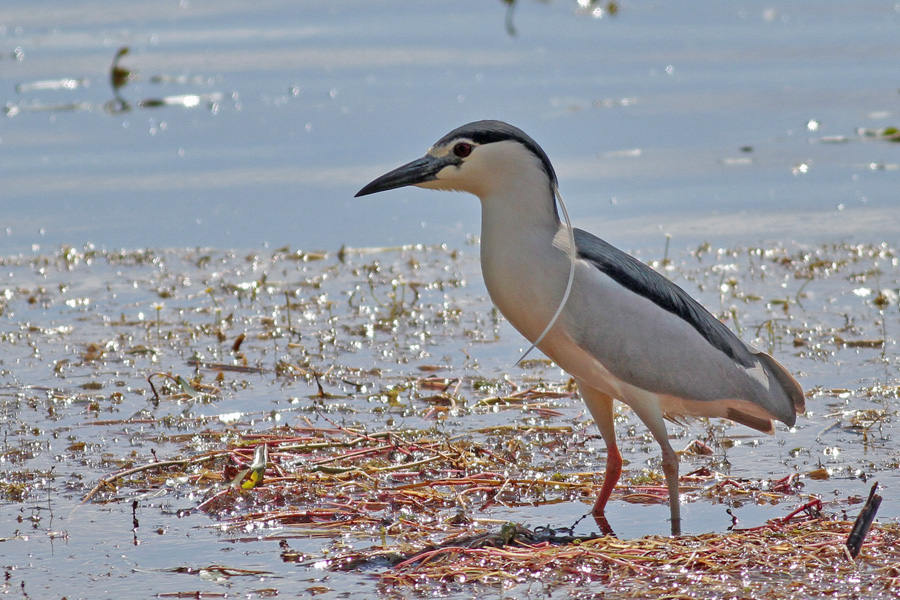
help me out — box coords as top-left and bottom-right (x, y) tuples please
(2, 1), (898, 256)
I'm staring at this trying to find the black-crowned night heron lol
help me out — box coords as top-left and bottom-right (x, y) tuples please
(356, 120), (805, 535)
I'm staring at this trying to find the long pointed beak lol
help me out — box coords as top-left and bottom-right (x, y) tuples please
(355, 154), (448, 197)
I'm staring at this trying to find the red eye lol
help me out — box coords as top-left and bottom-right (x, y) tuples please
(453, 142), (473, 158)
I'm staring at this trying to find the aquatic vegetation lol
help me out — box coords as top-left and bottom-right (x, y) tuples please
(1, 241), (898, 597)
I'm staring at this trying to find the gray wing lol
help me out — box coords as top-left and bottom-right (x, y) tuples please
(573, 229), (753, 367)
(571, 228), (803, 426)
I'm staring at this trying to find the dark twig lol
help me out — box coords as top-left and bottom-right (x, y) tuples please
(846, 481), (882, 559)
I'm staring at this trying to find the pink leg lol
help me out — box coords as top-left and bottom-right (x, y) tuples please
(627, 391), (682, 536)
(659, 443), (682, 536)
(592, 439), (622, 516)
(576, 382), (621, 522)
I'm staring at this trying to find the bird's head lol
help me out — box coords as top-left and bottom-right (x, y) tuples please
(355, 120), (557, 201)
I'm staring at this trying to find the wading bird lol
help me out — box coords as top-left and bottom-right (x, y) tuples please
(355, 120), (805, 535)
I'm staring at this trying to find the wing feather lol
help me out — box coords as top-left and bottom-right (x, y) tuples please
(570, 228), (803, 426)
(573, 228), (754, 368)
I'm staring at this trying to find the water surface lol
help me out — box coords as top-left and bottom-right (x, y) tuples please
(2, 2), (899, 598)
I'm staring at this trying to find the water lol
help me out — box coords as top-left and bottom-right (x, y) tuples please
(2, 1), (899, 598)
(3, 1), (899, 254)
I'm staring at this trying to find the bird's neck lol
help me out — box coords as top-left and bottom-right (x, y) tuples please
(479, 180), (561, 269)
(478, 182), (569, 342)
(478, 175), (560, 239)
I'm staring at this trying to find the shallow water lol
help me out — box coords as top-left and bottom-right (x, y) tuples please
(2, 1), (900, 598)
(1, 242), (897, 598)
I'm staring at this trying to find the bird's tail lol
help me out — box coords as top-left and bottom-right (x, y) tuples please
(756, 351), (805, 426)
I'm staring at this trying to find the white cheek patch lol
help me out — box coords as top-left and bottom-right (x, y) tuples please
(435, 164), (456, 177)
(418, 164), (463, 191)
(416, 178), (444, 190)
(427, 145), (451, 158)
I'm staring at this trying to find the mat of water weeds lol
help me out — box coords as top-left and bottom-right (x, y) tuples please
(1, 242), (898, 598)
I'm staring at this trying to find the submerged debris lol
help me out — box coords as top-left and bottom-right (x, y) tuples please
(3, 242), (898, 598)
(371, 518), (900, 596)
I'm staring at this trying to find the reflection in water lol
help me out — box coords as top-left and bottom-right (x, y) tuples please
(7, 46), (224, 117)
(4, 100), (91, 116)
(136, 93), (224, 110)
(503, 0), (619, 36)
(501, 0), (517, 37)
(15, 78), (88, 92)
(105, 46), (224, 114)
(106, 46), (133, 113)
(110, 47), (132, 90)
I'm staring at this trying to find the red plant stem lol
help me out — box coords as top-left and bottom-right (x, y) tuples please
(778, 498), (823, 522)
